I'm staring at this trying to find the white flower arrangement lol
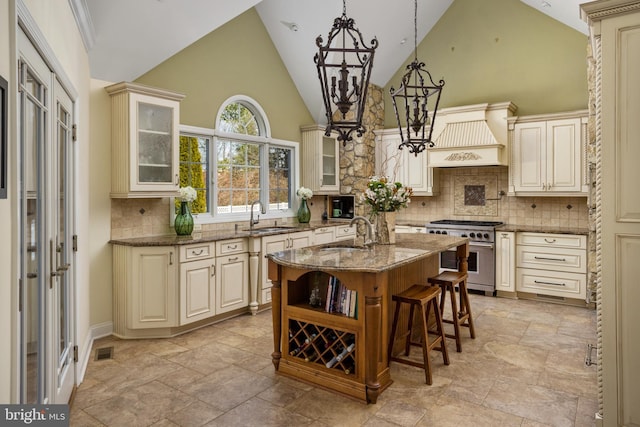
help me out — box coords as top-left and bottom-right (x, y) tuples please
(362, 176), (413, 214)
(296, 186), (313, 200)
(178, 186), (197, 202)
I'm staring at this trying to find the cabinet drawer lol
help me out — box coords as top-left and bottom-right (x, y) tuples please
(314, 227), (335, 245)
(179, 242), (215, 262)
(517, 268), (586, 299)
(216, 238), (247, 256)
(517, 232), (586, 249)
(335, 224), (356, 240)
(517, 246), (586, 273)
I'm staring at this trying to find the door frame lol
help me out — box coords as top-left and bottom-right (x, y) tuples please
(12, 2), (80, 404)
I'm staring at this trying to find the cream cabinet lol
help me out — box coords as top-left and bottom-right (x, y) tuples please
(515, 232), (587, 300)
(112, 245), (178, 337)
(395, 226), (427, 234)
(495, 231), (516, 294)
(215, 239), (249, 314)
(301, 125), (340, 195)
(334, 224), (356, 241)
(509, 112), (588, 196)
(105, 82), (185, 198)
(313, 226), (335, 245)
(260, 230), (313, 304)
(581, 4), (640, 423)
(179, 243), (216, 325)
(374, 129), (439, 196)
(113, 238), (249, 337)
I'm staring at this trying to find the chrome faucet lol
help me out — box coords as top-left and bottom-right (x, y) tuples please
(249, 200), (266, 230)
(350, 215), (375, 246)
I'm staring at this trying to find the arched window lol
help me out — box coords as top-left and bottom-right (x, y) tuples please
(178, 96), (296, 220)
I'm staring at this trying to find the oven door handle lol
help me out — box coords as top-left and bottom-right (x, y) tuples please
(469, 242), (494, 249)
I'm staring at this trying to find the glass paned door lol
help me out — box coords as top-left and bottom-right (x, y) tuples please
(136, 101), (173, 184)
(52, 78), (74, 403)
(18, 27), (76, 404)
(19, 29), (49, 404)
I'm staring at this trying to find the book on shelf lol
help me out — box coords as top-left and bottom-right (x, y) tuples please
(323, 276), (357, 318)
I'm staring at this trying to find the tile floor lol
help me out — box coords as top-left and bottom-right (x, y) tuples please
(70, 295), (597, 427)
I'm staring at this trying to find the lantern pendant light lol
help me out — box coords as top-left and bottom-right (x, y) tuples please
(314, 0), (378, 145)
(390, 0), (444, 156)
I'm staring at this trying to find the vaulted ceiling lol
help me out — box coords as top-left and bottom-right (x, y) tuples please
(77, 0), (588, 123)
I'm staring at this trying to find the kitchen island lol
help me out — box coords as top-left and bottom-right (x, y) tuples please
(266, 233), (469, 404)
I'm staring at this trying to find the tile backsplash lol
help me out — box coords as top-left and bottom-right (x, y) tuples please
(397, 167), (589, 228)
(111, 166), (588, 239)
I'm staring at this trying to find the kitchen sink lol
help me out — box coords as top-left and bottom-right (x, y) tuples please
(319, 246), (369, 253)
(244, 226), (297, 234)
(319, 243), (371, 253)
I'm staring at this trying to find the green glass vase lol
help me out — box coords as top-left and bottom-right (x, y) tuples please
(297, 198), (311, 223)
(175, 201), (194, 235)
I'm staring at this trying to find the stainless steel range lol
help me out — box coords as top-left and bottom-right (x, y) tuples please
(426, 220), (503, 295)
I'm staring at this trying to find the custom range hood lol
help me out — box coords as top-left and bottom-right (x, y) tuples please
(427, 102), (517, 167)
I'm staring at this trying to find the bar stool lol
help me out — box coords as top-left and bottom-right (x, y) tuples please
(428, 271), (475, 352)
(387, 284), (449, 385)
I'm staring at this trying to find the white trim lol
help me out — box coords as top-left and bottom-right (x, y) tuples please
(68, 0), (95, 51)
(16, 0), (79, 99)
(179, 124), (215, 137)
(76, 321), (113, 384)
(216, 95), (271, 137)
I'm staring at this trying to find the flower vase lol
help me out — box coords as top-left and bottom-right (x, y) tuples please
(376, 211), (396, 245)
(175, 201), (194, 236)
(297, 199), (311, 223)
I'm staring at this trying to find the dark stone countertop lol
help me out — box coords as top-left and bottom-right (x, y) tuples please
(266, 233), (468, 273)
(496, 224), (589, 235)
(108, 220), (353, 247)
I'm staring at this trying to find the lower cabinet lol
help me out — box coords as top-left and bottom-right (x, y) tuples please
(179, 258), (215, 325)
(395, 226), (426, 234)
(334, 224), (356, 241)
(515, 232), (587, 300)
(179, 242), (216, 325)
(113, 238), (249, 337)
(128, 246), (178, 329)
(313, 226), (335, 245)
(216, 252), (249, 314)
(495, 231), (516, 294)
(260, 231), (313, 304)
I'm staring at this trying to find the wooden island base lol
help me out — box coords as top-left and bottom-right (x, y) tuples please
(267, 235), (469, 403)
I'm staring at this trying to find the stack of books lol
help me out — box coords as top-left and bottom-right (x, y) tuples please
(324, 276), (357, 318)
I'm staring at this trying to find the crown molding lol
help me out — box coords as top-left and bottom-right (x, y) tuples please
(68, 0), (95, 51)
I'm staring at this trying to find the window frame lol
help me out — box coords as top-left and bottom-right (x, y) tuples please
(176, 96), (300, 225)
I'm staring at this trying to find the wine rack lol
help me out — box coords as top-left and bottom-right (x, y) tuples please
(288, 319), (356, 376)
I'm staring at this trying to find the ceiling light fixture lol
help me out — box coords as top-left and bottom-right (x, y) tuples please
(390, 0), (445, 156)
(314, 0), (378, 145)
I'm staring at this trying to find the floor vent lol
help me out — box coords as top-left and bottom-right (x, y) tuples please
(94, 346), (114, 361)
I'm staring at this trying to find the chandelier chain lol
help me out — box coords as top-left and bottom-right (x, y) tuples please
(414, 0), (418, 62)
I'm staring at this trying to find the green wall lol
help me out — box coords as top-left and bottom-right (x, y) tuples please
(137, 0), (588, 138)
(136, 8), (313, 142)
(384, 0), (588, 123)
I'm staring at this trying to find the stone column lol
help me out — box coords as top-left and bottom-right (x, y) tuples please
(339, 84), (385, 218)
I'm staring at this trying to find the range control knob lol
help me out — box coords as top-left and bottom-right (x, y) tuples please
(469, 232), (476, 238)
(429, 230), (435, 234)
(461, 233), (467, 238)
(483, 233), (490, 239)
(442, 230), (448, 235)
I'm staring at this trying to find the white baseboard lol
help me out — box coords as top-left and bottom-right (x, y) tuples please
(76, 321), (113, 384)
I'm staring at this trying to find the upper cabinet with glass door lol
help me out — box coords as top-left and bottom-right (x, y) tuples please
(300, 125), (340, 195)
(106, 82), (185, 197)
